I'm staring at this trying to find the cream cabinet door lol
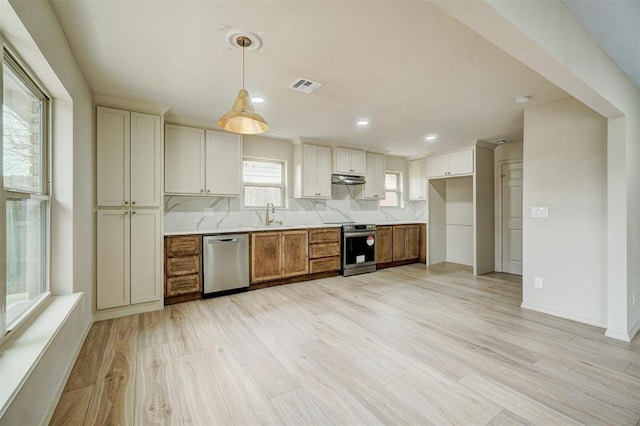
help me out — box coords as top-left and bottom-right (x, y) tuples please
(316, 145), (332, 197)
(302, 144), (319, 197)
(426, 154), (448, 178)
(364, 153), (385, 199)
(448, 149), (474, 175)
(97, 107), (130, 207)
(164, 124), (205, 194)
(130, 112), (161, 207)
(96, 210), (130, 309)
(334, 147), (352, 174)
(409, 158), (426, 200)
(205, 130), (242, 196)
(130, 210), (162, 304)
(350, 149), (366, 175)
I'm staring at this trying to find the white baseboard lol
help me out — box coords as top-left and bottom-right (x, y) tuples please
(626, 317), (640, 342)
(93, 300), (164, 322)
(520, 302), (607, 328)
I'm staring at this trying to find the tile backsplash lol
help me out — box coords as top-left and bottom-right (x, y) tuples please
(164, 185), (426, 233)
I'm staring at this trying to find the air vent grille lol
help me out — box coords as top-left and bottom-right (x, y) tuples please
(488, 139), (510, 145)
(288, 77), (323, 93)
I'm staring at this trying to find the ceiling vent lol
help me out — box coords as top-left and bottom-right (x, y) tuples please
(488, 139), (510, 145)
(288, 77), (323, 93)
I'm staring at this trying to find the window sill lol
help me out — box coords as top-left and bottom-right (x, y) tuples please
(0, 293), (83, 418)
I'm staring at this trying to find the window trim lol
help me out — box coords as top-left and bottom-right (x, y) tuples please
(1, 41), (52, 338)
(242, 156), (287, 209)
(379, 171), (402, 208)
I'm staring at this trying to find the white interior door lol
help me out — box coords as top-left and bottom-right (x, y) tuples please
(502, 162), (523, 275)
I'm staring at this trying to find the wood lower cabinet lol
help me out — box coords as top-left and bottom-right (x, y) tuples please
(393, 224), (420, 261)
(164, 235), (202, 302)
(376, 226), (393, 264)
(308, 227), (341, 273)
(251, 230), (309, 283)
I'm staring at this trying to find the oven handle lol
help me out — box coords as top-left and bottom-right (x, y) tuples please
(344, 231), (376, 238)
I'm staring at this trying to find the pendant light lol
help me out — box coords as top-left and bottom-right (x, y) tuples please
(217, 34), (269, 135)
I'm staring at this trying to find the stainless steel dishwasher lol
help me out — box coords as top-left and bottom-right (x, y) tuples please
(203, 234), (249, 296)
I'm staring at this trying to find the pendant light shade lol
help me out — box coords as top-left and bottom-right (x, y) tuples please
(217, 89), (268, 134)
(217, 34), (268, 135)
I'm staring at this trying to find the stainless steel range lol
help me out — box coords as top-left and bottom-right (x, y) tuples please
(342, 224), (376, 276)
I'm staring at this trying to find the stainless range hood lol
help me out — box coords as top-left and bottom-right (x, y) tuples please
(332, 174), (366, 185)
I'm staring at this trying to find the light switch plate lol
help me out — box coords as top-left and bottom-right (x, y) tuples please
(531, 206), (549, 218)
(534, 277), (544, 288)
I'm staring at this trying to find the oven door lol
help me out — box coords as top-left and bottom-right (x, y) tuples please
(343, 231), (376, 270)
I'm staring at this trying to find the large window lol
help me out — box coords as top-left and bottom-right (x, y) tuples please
(379, 172), (401, 207)
(243, 158), (286, 208)
(1, 47), (50, 333)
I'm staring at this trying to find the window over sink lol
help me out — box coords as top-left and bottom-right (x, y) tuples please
(379, 172), (402, 208)
(243, 158), (286, 208)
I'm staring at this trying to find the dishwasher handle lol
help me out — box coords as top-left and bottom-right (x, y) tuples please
(205, 234), (248, 244)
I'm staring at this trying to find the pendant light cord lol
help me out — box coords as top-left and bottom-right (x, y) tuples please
(242, 41), (246, 90)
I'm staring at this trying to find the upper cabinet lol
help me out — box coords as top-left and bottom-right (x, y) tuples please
(293, 143), (332, 198)
(334, 147), (366, 175)
(164, 124), (242, 196)
(426, 148), (474, 178)
(408, 158), (426, 200)
(362, 152), (386, 200)
(97, 106), (161, 207)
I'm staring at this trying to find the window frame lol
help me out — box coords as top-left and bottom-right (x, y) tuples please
(242, 156), (287, 209)
(1, 42), (52, 338)
(379, 171), (402, 208)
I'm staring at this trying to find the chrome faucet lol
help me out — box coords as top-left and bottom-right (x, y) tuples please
(265, 202), (275, 226)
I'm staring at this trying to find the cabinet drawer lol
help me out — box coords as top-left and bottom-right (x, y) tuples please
(309, 242), (340, 258)
(309, 256), (341, 273)
(309, 228), (340, 244)
(166, 255), (200, 276)
(165, 235), (201, 257)
(166, 274), (201, 296)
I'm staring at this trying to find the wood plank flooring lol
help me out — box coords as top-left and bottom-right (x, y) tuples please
(50, 263), (640, 425)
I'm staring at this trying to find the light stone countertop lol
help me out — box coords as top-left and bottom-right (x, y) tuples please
(163, 221), (425, 236)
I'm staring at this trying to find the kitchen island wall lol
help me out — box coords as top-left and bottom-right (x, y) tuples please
(164, 135), (426, 233)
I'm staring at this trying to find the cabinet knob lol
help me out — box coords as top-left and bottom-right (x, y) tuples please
(132, 211), (136, 215)
(124, 201), (128, 205)
(207, 190), (210, 193)
(200, 189), (204, 193)
(124, 211), (128, 215)
(132, 201), (136, 205)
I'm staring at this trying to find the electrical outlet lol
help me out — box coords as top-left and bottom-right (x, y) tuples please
(534, 277), (544, 289)
(204, 208), (214, 216)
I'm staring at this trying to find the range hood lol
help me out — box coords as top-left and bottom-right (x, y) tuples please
(332, 174), (366, 185)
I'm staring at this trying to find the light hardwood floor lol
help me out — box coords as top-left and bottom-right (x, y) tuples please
(51, 263), (640, 425)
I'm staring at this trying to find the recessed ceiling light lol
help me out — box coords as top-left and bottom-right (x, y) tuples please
(356, 119), (369, 126)
(514, 95), (532, 104)
(425, 134), (438, 141)
(251, 96), (265, 104)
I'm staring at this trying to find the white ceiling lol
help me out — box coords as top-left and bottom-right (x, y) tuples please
(50, 0), (571, 157)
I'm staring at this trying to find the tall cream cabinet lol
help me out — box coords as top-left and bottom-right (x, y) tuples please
(362, 152), (386, 200)
(96, 209), (162, 309)
(293, 143), (332, 198)
(95, 106), (163, 315)
(96, 106), (162, 207)
(164, 124), (242, 196)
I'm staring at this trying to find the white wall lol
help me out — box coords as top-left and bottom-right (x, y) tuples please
(1, 0), (93, 422)
(522, 97), (606, 326)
